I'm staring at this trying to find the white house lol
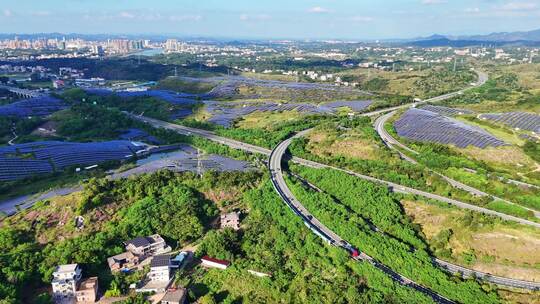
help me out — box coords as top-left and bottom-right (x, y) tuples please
(148, 255), (172, 282)
(51, 264), (82, 302)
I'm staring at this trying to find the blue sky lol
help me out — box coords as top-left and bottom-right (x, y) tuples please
(1, 0), (540, 39)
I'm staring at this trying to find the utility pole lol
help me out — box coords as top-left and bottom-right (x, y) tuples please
(196, 148), (203, 178)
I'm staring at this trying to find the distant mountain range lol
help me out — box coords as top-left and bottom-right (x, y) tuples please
(408, 29), (540, 47)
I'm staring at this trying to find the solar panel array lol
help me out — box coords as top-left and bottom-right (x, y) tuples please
(519, 133), (539, 142)
(195, 76), (371, 99)
(322, 100), (373, 112)
(0, 140), (146, 181)
(204, 100), (372, 127)
(85, 89), (199, 119)
(479, 112), (540, 133)
(394, 108), (506, 149)
(0, 96), (67, 118)
(119, 128), (161, 145)
(85, 89), (200, 106)
(418, 105), (474, 116)
(205, 101), (321, 127)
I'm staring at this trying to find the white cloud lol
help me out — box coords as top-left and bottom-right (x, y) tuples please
(351, 16), (374, 22)
(169, 15), (202, 22)
(464, 7), (480, 13)
(3, 9), (12, 17)
(421, 0), (447, 4)
(308, 6), (331, 13)
(119, 11), (135, 19)
(239, 14), (271, 21)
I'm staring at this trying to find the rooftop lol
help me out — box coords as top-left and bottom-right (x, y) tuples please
(201, 256), (231, 266)
(151, 255), (171, 268)
(220, 212), (240, 222)
(125, 234), (164, 248)
(78, 277), (98, 291)
(54, 263), (79, 273)
(161, 288), (187, 303)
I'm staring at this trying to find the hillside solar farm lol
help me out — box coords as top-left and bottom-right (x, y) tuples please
(417, 104), (474, 116)
(0, 96), (67, 117)
(394, 108), (507, 148)
(205, 100), (373, 127)
(84, 87), (374, 127)
(479, 111), (540, 133)
(0, 140), (146, 181)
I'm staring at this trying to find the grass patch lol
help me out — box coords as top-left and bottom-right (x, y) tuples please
(456, 115), (525, 146)
(156, 77), (215, 94)
(486, 200), (536, 220)
(402, 199), (540, 282)
(235, 110), (303, 129)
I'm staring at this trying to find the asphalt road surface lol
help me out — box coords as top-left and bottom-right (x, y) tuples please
(133, 114), (540, 229)
(272, 132), (540, 292)
(269, 132), (456, 303)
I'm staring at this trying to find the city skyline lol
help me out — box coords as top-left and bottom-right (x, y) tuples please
(1, 0), (540, 39)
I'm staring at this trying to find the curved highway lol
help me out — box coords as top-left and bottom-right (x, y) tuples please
(130, 114), (540, 229)
(269, 132), (455, 304)
(271, 132), (540, 292)
(374, 110), (540, 219)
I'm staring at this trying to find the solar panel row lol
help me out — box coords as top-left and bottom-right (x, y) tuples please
(419, 105), (474, 116)
(205, 100), (372, 127)
(0, 140), (146, 181)
(480, 112), (540, 133)
(394, 108), (506, 149)
(0, 96), (67, 118)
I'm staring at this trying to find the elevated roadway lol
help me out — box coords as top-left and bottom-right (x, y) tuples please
(0, 85), (46, 98)
(271, 132), (540, 292)
(374, 110), (540, 219)
(132, 114), (540, 229)
(269, 132), (455, 304)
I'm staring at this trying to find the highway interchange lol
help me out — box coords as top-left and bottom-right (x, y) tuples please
(374, 110), (540, 219)
(3, 69), (539, 301)
(128, 70), (540, 300)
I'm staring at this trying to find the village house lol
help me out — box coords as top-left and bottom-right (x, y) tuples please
(75, 277), (99, 303)
(52, 264), (82, 301)
(107, 251), (140, 272)
(124, 234), (171, 257)
(220, 212), (240, 230)
(161, 288), (187, 304)
(51, 264), (98, 303)
(148, 255), (172, 282)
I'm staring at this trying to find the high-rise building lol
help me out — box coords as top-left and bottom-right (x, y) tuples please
(165, 39), (178, 52)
